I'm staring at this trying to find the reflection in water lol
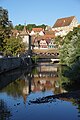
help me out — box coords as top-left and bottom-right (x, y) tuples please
(0, 99), (11, 120)
(0, 63), (80, 120)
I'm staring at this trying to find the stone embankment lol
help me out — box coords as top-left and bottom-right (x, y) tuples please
(0, 57), (29, 74)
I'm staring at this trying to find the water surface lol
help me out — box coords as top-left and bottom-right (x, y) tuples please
(0, 63), (80, 120)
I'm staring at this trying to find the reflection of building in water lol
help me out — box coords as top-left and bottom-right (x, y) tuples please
(23, 86), (29, 95)
(22, 86), (28, 104)
(33, 64), (66, 93)
(38, 63), (58, 72)
(21, 64), (66, 103)
(32, 76), (65, 93)
(22, 74), (34, 104)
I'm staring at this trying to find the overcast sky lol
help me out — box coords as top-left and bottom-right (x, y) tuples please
(0, 0), (80, 26)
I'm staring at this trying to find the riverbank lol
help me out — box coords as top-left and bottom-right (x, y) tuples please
(0, 57), (33, 74)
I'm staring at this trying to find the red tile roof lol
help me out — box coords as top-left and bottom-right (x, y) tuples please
(33, 34), (55, 42)
(45, 30), (55, 35)
(43, 34), (55, 39)
(32, 28), (43, 32)
(53, 16), (75, 28)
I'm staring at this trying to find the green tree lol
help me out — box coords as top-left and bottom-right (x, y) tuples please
(3, 37), (26, 56)
(26, 24), (36, 31)
(14, 24), (47, 31)
(15, 24), (24, 31)
(37, 24), (47, 29)
(0, 7), (12, 51)
(59, 27), (80, 66)
(55, 36), (63, 48)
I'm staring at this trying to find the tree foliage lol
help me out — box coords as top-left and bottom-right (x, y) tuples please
(3, 37), (26, 56)
(0, 7), (13, 50)
(26, 24), (36, 31)
(59, 27), (80, 66)
(15, 24), (24, 31)
(14, 24), (47, 31)
(54, 36), (64, 48)
(0, 7), (26, 56)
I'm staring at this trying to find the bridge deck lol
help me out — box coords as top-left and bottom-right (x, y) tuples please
(33, 48), (59, 54)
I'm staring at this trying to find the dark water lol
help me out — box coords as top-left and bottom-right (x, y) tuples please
(0, 63), (80, 120)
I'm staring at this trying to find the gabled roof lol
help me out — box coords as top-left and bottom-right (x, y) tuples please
(34, 34), (55, 42)
(43, 34), (55, 40)
(53, 16), (75, 28)
(45, 30), (55, 35)
(32, 28), (43, 32)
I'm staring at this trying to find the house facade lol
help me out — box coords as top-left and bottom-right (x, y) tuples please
(48, 40), (56, 48)
(19, 26), (29, 50)
(39, 39), (48, 49)
(11, 16), (79, 51)
(32, 30), (55, 49)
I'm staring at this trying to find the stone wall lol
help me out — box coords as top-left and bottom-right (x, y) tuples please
(0, 57), (23, 74)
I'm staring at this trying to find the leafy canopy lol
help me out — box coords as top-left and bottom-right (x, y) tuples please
(0, 7), (13, 51)
(59, 27), (80, 66)
(3, 37), (26, 56)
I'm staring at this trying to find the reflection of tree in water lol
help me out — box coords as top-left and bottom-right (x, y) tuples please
(0, 67), (34, 105)
(1, 79), (25, 98)
(60, 60), (80, 91)
(0, 100), (11, 120)
(0, 66), (34, 96)
(59, 61), (80, 118)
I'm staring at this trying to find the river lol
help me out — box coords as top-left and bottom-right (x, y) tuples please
(0, 62), (80, 120)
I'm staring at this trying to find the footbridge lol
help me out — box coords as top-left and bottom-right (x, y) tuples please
(26, 36), (59, 64)
(33, 48), (59, 56)
(32, 48), (59, 63)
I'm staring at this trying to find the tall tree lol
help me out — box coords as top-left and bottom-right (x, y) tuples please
(0, 7), (12, 51)
(59, 27), (80, 66)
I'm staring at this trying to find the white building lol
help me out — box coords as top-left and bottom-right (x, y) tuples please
(19, 26), (29, 50)
(52, 16), (79, 37)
